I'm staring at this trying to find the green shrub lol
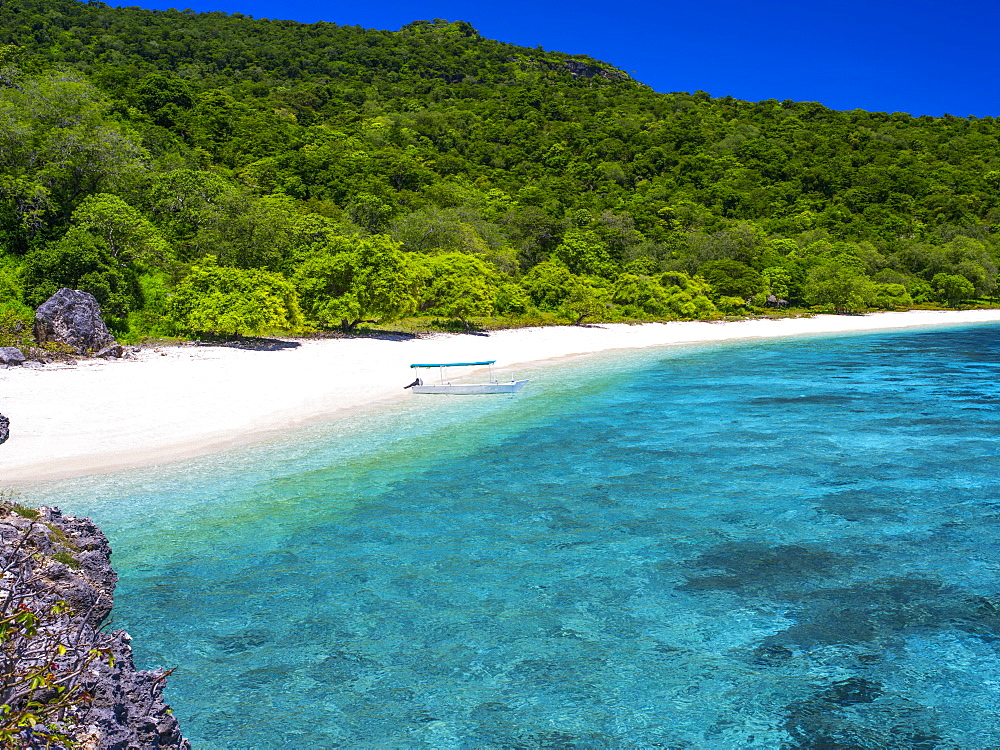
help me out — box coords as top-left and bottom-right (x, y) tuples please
(169, 256), (303, 337)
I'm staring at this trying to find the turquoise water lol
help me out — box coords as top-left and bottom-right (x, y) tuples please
(22, 324), (1000, 748)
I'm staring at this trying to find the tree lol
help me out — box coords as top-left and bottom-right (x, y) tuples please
(145, 171), (298, 269)
(346, 193), (396, 234)
(23, 227), (144, 327)
(698, 259), (763, 299)
(803, 261), (877, 313)
(687, 222), (768, 267)
(520, 260), (575, 311)
(414, 253), (497, 331)
(659, 272), (718, 319)
(293, 235), (415, 332)
(129, 72), (196, 128)
(564, 277), (609, 325)
(493, 282), (531, 316)
(168, 256), (302, 337)
(389, 206), (498, 255)
(0, 72), (145, 244)
(551, 228), (618, 278)
(897, 237), (997, 297)
(932, 273), (975, 308)
(761, 266), (792, 300)
(871, 282), (913, 309)
(500, 205), (561, 268)
(612, 273), (670, 316)
(144, 169), (237, 260)
(0, 257), (30, 323)
(71, 194), (170, 266)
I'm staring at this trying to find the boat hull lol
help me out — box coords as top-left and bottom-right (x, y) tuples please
(411, 380), (529, 395)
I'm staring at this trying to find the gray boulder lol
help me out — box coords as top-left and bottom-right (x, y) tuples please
(0, 414), (7, 445)
(34, 288), (116, 354)
(96, 344), (124, 359)
(0, 346), (25, 366)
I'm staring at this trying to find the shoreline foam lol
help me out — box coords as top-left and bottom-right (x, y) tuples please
(4, 310), (1000, 483)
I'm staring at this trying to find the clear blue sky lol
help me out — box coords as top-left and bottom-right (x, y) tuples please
(128, 0), (998, 117)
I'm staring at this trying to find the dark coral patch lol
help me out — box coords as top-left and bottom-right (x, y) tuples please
(680, 542), (853, 594)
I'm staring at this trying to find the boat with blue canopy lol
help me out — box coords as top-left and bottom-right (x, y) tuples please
(404, 360), (529, 394)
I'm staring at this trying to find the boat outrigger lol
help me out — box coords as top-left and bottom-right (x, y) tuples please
(404, 361), (529, 395)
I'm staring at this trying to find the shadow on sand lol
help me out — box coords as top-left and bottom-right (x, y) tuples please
(190, 326), (493, 350)
(326, 328), (486, 340)
(194, 337), (302, 351)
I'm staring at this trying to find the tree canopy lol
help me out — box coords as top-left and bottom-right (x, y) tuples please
(1, 0), (999, 339)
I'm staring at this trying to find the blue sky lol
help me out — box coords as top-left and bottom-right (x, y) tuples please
(128, 0), (998, 117)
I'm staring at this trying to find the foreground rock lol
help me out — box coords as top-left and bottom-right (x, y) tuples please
(0, 413), (7, 444)
(33, 288), (117, 354)
(0, 503), (189, 749)
(0, 346), (26, 366)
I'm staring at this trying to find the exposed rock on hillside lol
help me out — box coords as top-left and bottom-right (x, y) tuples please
(563, 59), (629, 80)
(506, 55), (632, 81)
(0, 413), (7, 444)
(33, 288), (116, 355)
(0, 503), (189, 749)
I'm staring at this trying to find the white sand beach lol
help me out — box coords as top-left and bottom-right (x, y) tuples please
(3, 309), (1000, 483)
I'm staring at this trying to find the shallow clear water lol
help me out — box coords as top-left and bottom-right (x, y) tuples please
(23, 324), (1000, 748)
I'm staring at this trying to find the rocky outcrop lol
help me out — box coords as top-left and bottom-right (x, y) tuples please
(508, 55), (632, 82)
(0, 413), (7, 444)
(563, 59), (629, 81)
(0, 504), (189, 749)
(0, 346), (25, 366)
(33, 288), (116, 355)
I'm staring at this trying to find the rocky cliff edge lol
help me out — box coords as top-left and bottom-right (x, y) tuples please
(0, 502), (189, 749)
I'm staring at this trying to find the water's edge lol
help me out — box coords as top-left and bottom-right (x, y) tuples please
(18, 322), (1000, 748)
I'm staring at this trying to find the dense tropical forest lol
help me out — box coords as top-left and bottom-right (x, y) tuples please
(1, 0), (999, 341)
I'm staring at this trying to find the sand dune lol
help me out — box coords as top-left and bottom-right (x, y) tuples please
(3, 309), (1000, 483)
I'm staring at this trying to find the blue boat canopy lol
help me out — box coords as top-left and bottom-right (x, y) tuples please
(410, 361), (495, 368)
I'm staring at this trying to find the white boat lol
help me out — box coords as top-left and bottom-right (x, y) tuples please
(404, 360), (528, 394)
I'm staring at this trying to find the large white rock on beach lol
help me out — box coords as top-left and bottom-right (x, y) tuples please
(33, 288), (116, 354)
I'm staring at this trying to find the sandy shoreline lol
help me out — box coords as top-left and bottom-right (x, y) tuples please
(3, 309), (1000, 484)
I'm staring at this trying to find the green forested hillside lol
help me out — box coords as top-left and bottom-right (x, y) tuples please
(1, 0), (998, 340)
